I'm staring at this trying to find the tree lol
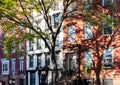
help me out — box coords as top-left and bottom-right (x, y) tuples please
(0, 0), (119, 85)
(0, 0), (81, 84)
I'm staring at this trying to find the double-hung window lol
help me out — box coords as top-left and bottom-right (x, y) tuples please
(84, 50), (93, 69)
(19, 43), (24, 51)
(68, 25), (75, 42)
(53, 12), (60, 28)
(55, 35), (59, 46)
(102, 48), (113, 68)
(37, 54), (42, 68)
(102, 0), (113, 6)
(29, 55), (34, 67)
(2, 59), (9, 75)
(20, 58), (24, 74)
(45, 39), (51, 48)
(37, 38), (41, 49)
(45, 54), (50, 67)
(29, 40), (34, 51)
(12, 59), (16, 75)
(102, 22), (113, 35)
(84, 22), (92, 39)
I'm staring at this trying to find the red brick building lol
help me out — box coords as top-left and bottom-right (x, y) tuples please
(63, 0), (120, 85)
(0, 29), (26, 85)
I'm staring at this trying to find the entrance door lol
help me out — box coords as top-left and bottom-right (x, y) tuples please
(66, 53), (77, 76)
(2, 81), (5, 85)
(39, 71), (47, 85)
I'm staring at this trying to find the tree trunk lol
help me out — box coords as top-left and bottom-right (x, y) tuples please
(51, 48), (58, 85)
(96, 73), (101, 85)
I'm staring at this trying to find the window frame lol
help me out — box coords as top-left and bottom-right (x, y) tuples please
(55, 35), (59, 46)
(84, 22), (93, 40)
(102, 48), (113, 69)
(29, 55), (34, 67)
(102, 23), (113, 36)
(29, 40), (34, 51)
(19, 43), (24, 51)
(84, 50), (93, 69)
(37, 38), (41, 49)
(1, 59), (9, 75)
(11, 60), (16, 75)
(20, 58), (24, 74)
(53, 12), (60, 28)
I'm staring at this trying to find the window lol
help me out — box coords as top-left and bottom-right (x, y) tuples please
(102, 48), (113, 68)
(30, 73), (35, 85)
(45, 39), (50, 48)
(37, 38), (41, 49)
(53, 13), (60, 28)
(84, 50), (93, 69)
(29, 55), (34, 67)
(84, 22), (92, 39)
(12, 61), (16, 75)
(102, 0), (113, 6)
(37, 54), (42, 68)
(102, 23), (113, 35)
(20, 59), (24, 74)
(68, 25), (75, 42)
(84, 0), (92, 11)
(29, 40), (34, 51)
(2, 59), (9, 75)
(19, 43), (24, 51)
(55, 35), (59, 46)
(38, 56), (41, 68)
(45, 54), (50, 67)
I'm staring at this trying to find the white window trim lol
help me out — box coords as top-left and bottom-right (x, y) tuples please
(1, 59), (9, 75)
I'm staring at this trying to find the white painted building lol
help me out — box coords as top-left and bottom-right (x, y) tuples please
(26, 0), (64, 85)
